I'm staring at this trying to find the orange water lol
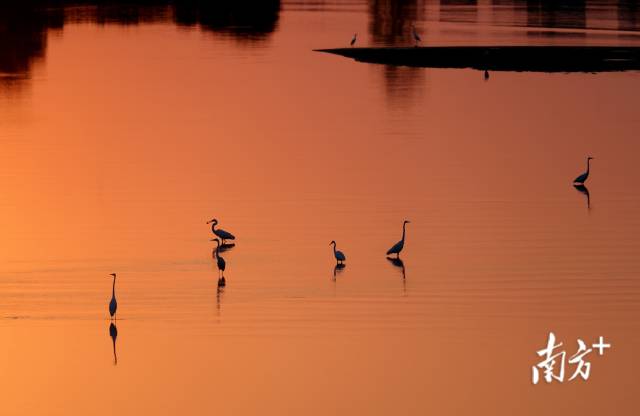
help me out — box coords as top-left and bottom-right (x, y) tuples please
(1, 1), (640, 415)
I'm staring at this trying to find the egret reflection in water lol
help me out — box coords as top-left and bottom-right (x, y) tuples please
(333, 263), (346, 280)
(216, 285), (224, 316)
(218, 243), (235, 253)
(386, 256), (406, 279)
(109, 322), (118, 366)
(574, 184), (591, 210)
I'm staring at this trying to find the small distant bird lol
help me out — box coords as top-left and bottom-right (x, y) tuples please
(206, 219), (236, 244)
(108, 273), (117, 320)
(387, 220), (410, 258)
(330, 240), (346, 265)
(573, 156), (594, 185)
(411, 24), (421, 47)
(212, 238), (226, 277)
(350, 33), (357, 47)
(484, 70), (490, 80)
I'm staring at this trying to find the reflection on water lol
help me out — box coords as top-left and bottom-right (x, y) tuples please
(109, 322), (118, 365)
(333, 263), (346, 279)
(1, 2), (640, 415)
(0, 0), (280, 90)
(386, 256), (406, 279)
(369, 0), (424, 45)
(574, 184), (591, 210)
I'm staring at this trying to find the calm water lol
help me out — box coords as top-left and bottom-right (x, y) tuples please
(1, 1), (640, 415)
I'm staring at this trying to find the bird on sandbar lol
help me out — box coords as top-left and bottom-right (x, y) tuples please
(411, 24), (421, 47)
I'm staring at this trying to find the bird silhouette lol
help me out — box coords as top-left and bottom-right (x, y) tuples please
(206, 219), (236, 244)
(387, 220), (410, 258)
(411, 24), (421, 47)
(330, 240), (346, 265)
(108, 273), (117, 320)
(573, 156), (594, 185)
(350, 33), (357, 47)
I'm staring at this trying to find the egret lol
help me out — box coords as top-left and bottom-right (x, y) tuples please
(573, 156), (594, 185)
(206, 219), (236, 244)
(108, 273), (117, 320)
(212, 238), (226, 277)
(411, 24), (421, 47)
(330, 240), (346, 265)
(386, 220), (410, 258)
(350, 33), (357, 47)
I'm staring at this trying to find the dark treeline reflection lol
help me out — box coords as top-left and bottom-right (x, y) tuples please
(368, 0), (424, 45)
(0, 0), (280, 83)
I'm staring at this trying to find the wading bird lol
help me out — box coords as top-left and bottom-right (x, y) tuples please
(573, 156), (594, 185)
(350, 33), (357, 47)
(330, 241), (346, 265)
(387, 220), (410, 258)
(212, 238), (226, 278)
(108, 273), (117, 320)
(206, 219), (236, 244)
(411, 24), (421, 47)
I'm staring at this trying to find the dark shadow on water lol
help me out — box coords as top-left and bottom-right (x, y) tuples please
(573, 184), (591, 211)
(333, 263), (346, 280)
(217, 275), (226, 288)
(387, 257), (407, 295)
(218, 243), (235, 253)
(216, 284), (224, 317)
(387, 256), (406, 279)
(109, 321), (118, 366)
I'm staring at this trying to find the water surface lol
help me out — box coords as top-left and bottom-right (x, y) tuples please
(1, 1), (640, 415)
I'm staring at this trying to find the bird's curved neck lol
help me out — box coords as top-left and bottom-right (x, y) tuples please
(112, 276), (116, 297)
(332, 244), (337, 255)
(586, 158), (591, 173)
(402, 223), (407, 241)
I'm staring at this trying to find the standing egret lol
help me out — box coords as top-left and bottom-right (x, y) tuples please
(386, 220), (410, 258)
(212, 238), (226, 278)
(350, 33), (357, 47)
(206, 219), (236, 244)
(411, 24), (421, 47)
(573, 156), (594, 185)
(108, 273), (117, 320)
(330, 241), (346, 265)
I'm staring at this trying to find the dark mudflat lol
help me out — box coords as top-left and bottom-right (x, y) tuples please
(315, 46), (640, 73)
